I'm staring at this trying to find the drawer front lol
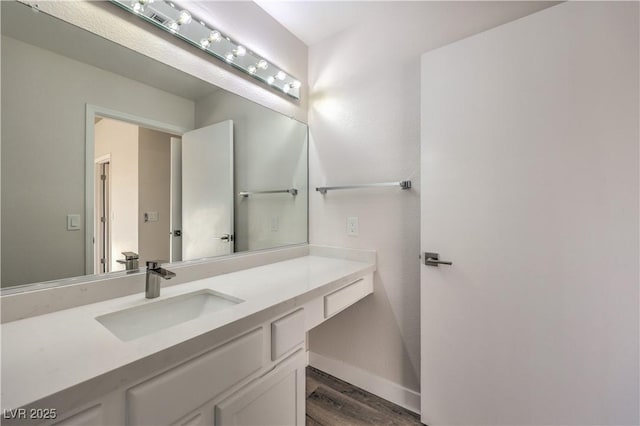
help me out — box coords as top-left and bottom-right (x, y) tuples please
(127, 328), (264, 426)
(271, 309), (305, 361)
(324, 273), (373, 318)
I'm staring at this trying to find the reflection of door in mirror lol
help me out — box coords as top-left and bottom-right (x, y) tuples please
(93, 117), (179, 272)
(170, 137), (183, 263)
(182, 121), (234, 259)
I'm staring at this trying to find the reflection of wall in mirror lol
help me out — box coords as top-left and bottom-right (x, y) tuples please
(0, 35), (194, 287)
(196, 90), (308, 252)
(138, 128), (173, 267)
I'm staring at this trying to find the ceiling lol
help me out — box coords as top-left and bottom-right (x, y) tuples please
(254, 1), (393, 46)
(254, 1), (558, 46)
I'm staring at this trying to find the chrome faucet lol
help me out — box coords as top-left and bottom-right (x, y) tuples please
(145, 261), (176, 299)
(116, 251), (139, 271)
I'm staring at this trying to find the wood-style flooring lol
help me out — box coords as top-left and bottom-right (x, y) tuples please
(306, 367), (424, 426)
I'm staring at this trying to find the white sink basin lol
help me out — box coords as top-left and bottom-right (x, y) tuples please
(96, 290), (244, 341)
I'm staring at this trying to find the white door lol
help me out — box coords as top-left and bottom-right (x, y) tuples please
(182, 120), (234, 259)
(170, 137), (182, 262)
(420, 3), (638, 425)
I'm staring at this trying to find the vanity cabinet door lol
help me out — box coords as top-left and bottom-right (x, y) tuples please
(215, 351), (305, 426)
(126, 328), (263, 426)
(170, 409), (211, 426)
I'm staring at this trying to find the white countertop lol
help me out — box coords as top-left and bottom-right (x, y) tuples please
(1, 254), (375, 410)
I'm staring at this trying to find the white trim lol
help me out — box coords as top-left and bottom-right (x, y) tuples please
(94, 153), (111, 165)
(84, 104), (190, 275)
(94, 154), (111, 273)
(308, 351), (421, 415)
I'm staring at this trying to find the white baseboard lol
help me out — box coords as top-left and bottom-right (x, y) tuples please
(308, 351), (421, 415)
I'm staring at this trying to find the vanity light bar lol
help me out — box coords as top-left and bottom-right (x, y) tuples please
(109, 0), (301, 99)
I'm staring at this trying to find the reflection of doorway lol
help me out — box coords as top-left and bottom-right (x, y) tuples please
(85, 105), (236, 274)
(92, 115), (179, 272)
(94, 156), (111, 273)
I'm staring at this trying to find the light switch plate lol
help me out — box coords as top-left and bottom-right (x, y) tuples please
(144, 212), (159, 222)
(347, 216), (358, 236)
(271, 216), (279, 232)
(67, 214), (81, 231)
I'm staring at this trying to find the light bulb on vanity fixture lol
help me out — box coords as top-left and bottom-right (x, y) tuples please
(177, 10), (192, 25)
(167, 20), (179, 32)
(109, 0), (301, 99)
(209, 30), (222, 42)
(131, 0), (154, 13)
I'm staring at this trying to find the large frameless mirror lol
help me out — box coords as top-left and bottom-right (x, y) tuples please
(1, 1), (308, 291)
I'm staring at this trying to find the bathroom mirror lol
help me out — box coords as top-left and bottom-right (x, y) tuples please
(1, 1), (308, 290)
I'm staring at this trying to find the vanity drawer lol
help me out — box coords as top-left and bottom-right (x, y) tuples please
(126, 328), (264, 426)
(271, 309), (305, 361)
(324, 273), (373, 318)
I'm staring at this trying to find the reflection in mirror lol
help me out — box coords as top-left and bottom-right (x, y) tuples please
(1, 1), (308, 290)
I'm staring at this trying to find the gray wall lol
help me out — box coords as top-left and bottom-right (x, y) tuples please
(1, 35), (194, 287)
(138, 128), (173, 266)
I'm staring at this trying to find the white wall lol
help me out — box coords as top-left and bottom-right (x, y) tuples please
(31, 1), (308, 123)
(94, 119), (139, 272)
(196, 90), (308, 252)
(1, 36), (194, 287)
(307, 1), (558, 408)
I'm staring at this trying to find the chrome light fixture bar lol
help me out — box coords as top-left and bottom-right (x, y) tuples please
(110, 0), (301, 99)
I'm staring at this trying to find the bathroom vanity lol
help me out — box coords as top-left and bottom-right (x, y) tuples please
(1, 248), (375, 425)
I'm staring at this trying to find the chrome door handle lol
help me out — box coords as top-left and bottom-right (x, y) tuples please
(424, 252), (452, 267)
(219, 234), (233, 242)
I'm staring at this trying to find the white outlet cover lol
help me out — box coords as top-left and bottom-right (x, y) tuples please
(347, 216), (358, 236)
